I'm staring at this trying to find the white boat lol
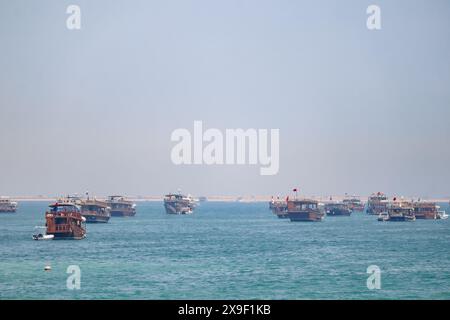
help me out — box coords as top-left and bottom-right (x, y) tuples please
(33, 234), (54, 240)
(377, 212), (389, 222)
(438, 211), (448, 220)
(164, 191), (196, 215)
(32, 226), (54, 241)
(0, 197), (18, 213)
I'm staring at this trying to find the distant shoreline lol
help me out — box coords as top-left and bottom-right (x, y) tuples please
(6, 196), (450, 203)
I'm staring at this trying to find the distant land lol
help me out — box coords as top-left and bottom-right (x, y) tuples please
(5, 195), (450, 203)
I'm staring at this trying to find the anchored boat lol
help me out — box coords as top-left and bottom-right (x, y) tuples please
(378, 201), (415, 222)
(32, 226), (54, 240)
(342, 195), (365, 212)
(80, 199), (111, 223)
(367, 192), (389, 215)
(0, 197), (18, 213)
(287, 198), (324, 222)
(269, 197), (288, 218)
(58, 195), (112, 223)
(45, 203), (86, 239)
(411, 201), (450, 220)
(377, 212), (389, 222)
(106, 195), (136, 217)
(325, 202), (352, 216)
(164, 192), (195, 214)
(438, 211), (449, 220)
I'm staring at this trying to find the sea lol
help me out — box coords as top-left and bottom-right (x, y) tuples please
(1, 201), (449, 299)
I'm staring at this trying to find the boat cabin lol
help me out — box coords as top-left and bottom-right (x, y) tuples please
(287, 199), (319, 212)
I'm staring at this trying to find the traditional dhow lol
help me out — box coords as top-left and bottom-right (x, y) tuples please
(269, 197), (288, 218)
(106, 195), (136, 217)
(164, 192), (195, 214)
(412, 200), (448, 220)
(287, 198), (324, 222)
(45, 203), (86, 239)
(58, 195), (112, 222)
(367, 192), (389, 215)
(378, 201), (415, 222)
(80, 199), (111, 223)
(0, 197), (18, 213)
(325, 202), (352, 216)
(342, 195), (365, 212)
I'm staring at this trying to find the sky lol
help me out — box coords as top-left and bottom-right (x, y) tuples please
(0, 0), (449, 198)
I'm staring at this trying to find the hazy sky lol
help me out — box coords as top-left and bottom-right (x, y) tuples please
(1, 0), (449, 198)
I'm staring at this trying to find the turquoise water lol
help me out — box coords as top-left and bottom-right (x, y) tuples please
(0, 201), (449, 299)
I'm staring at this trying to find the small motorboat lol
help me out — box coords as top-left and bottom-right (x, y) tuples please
(33, 234), (54, 241)
(377, 212), (389, 222)
(32, 226), (54, 241)
(438, 211), (449, 220)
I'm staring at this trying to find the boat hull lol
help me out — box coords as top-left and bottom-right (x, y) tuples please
(415, 214), (437, 220)
(47, 228), (86, 240)
(0, 209), (17, 213)
(288, 211), (324, 222)
(83, 214), (110, 223)
(165, 210), (193, 215)
(164, 204), (193, 215)
(366, 207), (387, 215)
(164, 200), (194, 215)
(326, 208), (352, 216)
(52, 234), (86, 240)
(386, 216), (416, 222)
(32, 234), (54, 240)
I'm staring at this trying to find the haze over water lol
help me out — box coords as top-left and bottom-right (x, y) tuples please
(1, 0), (450, 198)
